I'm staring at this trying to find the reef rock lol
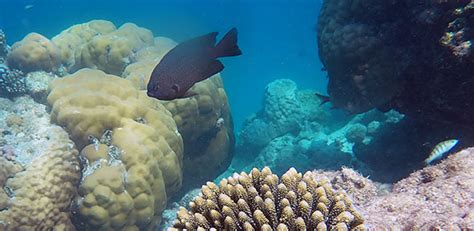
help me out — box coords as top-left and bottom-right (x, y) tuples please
(234, 79), (403, 176)
(315, 148), (474, 229)
(317, 0), (474, 127)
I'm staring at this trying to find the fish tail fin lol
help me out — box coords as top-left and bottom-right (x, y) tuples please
(215, 27), (242, 57)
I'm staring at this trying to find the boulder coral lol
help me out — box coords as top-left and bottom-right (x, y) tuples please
(0, 156), (22, 210)
(122, 37), (177, 89)
(172, 167), (366, 230)
(239, 79), (329, 158)
(122, 38), (235, 187)
(80, 23), (154, 75)
(161, 76), (235, 186)
(6, 32), (61, 73)
(52, 20), (117, 72)
(317, 0), (474, 127)
(52, 20), (154, 75)
(0, 127), (80, 230)
(47, 68), (184, 229)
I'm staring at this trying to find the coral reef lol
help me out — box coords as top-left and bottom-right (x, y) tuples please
(171, 167), (366, 230)
(160, 76), (235, 187)
(122, 37), (177, 89)
(0, 29), (8, 63)
(6, 33), (61, 73)
(440, 2), (473, 61)
(363, 147), (474, 229)
(52, 20), (154, 75)
(312, 167), (379, 206)
(47, 68), (184, 230)
(239, 79), (328, 153)
(0, 156), (22, 210)
(52, 20), (116, 72)
(122, 35), (235, 188)
(0, 96), (81, 230)
(317, 0), (474, 128)
(318, 148), (474, 229)
(0, 96), (66, 165)
(0, 64), (26, 97)
(24, 71), (57, 103)
(159, 188), (202, 230)
(0, 127), (80, 230)
(234, 79), (403, 176)
(80, 23), (154, 75)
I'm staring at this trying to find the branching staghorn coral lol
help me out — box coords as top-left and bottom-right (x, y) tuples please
(171, 167), (366, 230)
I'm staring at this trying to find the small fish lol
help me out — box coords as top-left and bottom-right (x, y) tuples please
(424, 139), (459, 165)
(24, 4), (34, 10)
(315, 92), (331, 105)
(147, 28), (242, 100)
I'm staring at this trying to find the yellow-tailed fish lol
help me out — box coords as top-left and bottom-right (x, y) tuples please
(424, 139), (459, 165)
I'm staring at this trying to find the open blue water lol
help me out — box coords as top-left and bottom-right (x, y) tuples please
(0, 0), (326, 131)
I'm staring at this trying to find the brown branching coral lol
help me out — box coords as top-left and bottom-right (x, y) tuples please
(171, 167), (366, 230)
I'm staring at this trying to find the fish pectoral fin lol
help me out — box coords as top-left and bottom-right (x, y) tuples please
(182, 90), (198, 98)
(172, 84), (180, 94)
(200, 60), (224, 81)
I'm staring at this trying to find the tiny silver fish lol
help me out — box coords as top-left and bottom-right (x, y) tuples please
(424, 139), (459, 165)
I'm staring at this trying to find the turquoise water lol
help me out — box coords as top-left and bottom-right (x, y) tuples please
(0, 0), (326, 131)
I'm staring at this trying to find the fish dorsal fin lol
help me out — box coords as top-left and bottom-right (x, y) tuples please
(180, 32), (218, 49)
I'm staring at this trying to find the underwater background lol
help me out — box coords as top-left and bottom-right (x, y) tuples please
(0, 0), (326, 131)
(0, 0), (473, 230)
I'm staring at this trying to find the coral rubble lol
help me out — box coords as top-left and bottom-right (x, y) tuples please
(172, 167), (366, 230)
